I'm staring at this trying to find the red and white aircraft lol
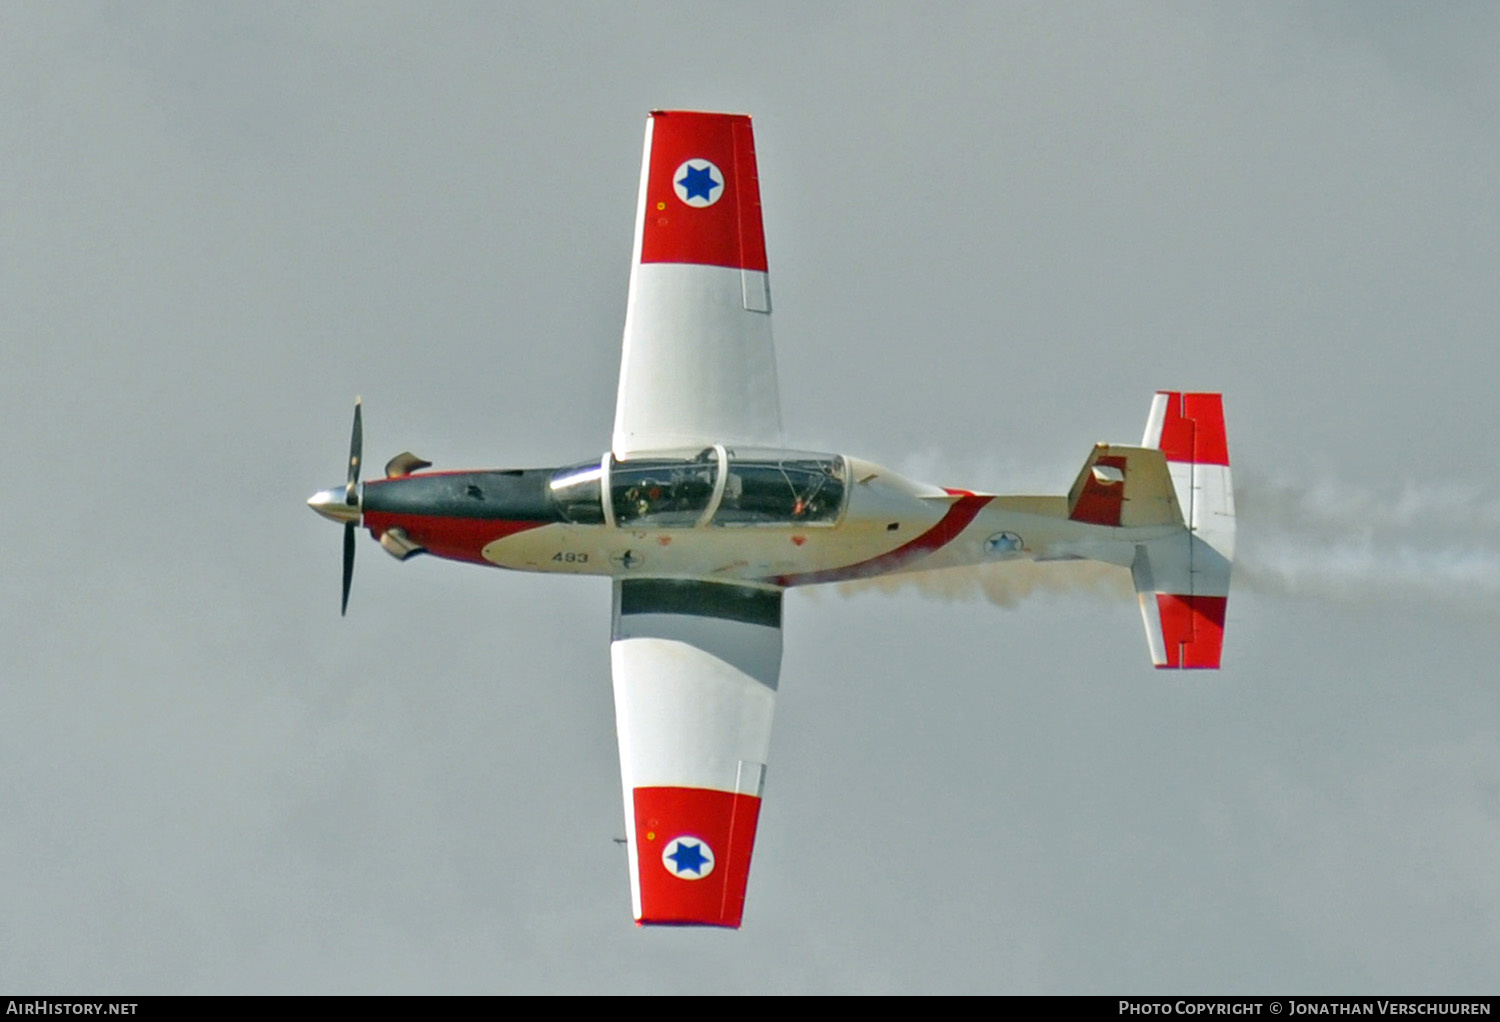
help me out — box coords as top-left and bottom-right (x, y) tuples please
(308, 111), (1235, 928)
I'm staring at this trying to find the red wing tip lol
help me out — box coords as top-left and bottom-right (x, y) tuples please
(638, 111), (767, 272)
(631, 787), (760, 933)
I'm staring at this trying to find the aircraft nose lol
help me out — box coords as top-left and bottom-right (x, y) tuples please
(307, 487), (361, 525)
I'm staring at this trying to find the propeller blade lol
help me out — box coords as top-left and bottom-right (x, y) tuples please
(341, 521), (355, 616)
(345, 398), (363, 505)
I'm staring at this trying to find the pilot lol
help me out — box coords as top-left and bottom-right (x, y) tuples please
(625, 481), (664, 519)
(721, 471), (744, 511)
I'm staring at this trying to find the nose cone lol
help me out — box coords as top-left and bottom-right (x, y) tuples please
(307, 487), (361, 525)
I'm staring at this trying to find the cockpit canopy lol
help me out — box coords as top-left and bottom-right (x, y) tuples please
(548, 461), (609, 524)
(547, 446), (848, 528)
(712, 448), (845, 526)
(612, 447), (719, 527)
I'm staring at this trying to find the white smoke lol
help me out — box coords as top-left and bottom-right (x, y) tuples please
(834, 560), (1133, 607)
(1234, 470), (1500, 616)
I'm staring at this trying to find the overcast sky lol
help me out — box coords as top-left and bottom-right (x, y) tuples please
(3, 2), (1498, 994)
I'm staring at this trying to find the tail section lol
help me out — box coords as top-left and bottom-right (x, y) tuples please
(1132, 392), (1235, 669)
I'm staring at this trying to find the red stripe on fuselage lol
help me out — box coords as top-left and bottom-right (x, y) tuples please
(360, 511), (548, 566)
(769, 492), (994, 587)
(639, 111), (767, 272)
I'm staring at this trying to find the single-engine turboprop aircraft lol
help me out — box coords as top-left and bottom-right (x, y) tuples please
(308, 111), (1235, 928)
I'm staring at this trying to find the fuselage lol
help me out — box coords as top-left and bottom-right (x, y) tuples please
(348, 445), (1180, 587)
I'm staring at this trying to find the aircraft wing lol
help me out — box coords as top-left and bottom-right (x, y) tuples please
(610, 579), (782, 927)
(612, 111), (783, 459)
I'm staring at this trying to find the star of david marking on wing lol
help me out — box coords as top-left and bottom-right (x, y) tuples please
(662, 835), (715, 879)
(672, 159), (724, 207)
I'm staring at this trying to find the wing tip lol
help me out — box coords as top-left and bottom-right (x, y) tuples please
(649, 108), (752, 120)
(627, 786), (761, 931)
(635, 916), (744, 930)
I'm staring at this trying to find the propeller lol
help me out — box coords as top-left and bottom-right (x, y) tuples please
(341, 398), (362, 615)
(309, 400), (434, 607)
(306, 398), (366, 616)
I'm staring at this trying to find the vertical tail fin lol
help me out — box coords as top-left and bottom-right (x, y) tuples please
(1132, 392), (1235, 669)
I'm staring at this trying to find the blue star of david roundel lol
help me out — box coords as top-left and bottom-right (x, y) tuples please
(984, 531), (1024, 557)
(661, 835), (716, 879)
(672, 159), (724, 207)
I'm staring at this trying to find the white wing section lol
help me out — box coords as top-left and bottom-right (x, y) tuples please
(610, 578), (782, 928)
(612, 111), (782, 458)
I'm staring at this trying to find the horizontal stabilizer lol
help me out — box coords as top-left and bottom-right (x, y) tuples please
(1132, 392), (1235, 670)
(1143, 392), (1229, 467)
(1139, 593), (1228, 669)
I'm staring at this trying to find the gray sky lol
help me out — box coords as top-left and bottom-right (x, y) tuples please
(3, 2), (1498, 994)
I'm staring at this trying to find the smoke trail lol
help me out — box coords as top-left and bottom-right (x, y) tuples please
(1234, 469), (1500, 616)
(835, 560), (1132, 607)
